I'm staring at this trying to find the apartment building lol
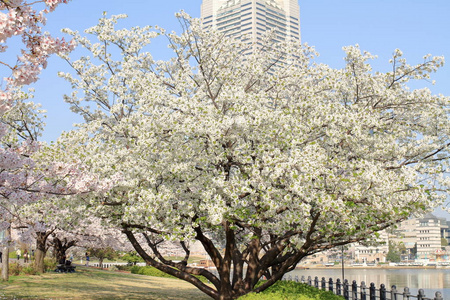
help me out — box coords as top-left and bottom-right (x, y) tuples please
(200, 0), (301, 45)
(416, 214), (447, 260)
(391, 213), (449, 261)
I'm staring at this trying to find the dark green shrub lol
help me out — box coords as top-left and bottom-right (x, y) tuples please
(8, 262), (22, 276)
(131, 265), (176, 278)
(1, 262), (38, 276)
(121, 251), (144, 265)
(44, 258), (57, 272)
(116, 265), (133, 271)
(239, 280), (344, 300)
(22, 265), (38, 275)
(108, 265), (118, 271)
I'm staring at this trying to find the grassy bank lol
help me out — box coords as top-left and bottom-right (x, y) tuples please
(0, 266), (210, 299)
(0, 266), (343, 299)
(240, 280), (344, 299)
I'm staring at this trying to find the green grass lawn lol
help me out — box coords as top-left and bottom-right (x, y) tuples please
(0, 266), (210, 299)
(0, 266), (343, 300)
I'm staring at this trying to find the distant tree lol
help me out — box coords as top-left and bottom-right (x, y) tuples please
(441, 238), (448, 247)
(386, 241), (401, 262)
(411, 243), (418, 259)
(88, 247), (118, 268)
(122, 251), (144, 266)
(398, 242), (407, 255)
(46, 216), (130, 266)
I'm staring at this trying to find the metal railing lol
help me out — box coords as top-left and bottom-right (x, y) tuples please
(283, 275), (444, 300)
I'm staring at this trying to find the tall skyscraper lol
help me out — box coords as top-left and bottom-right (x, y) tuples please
(201, 0), (300, 45)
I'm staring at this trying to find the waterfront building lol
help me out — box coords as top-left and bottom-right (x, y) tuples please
(391, 218), (418, 261)
(201, 0), (301, 45)
(353, 231), (389, 264)
(303, 213), (450, 265)
(391, 213), (449, 261)
(416, 213), (448, 260)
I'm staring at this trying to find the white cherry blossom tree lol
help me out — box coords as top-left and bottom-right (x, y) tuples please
(54, 13), (450, 300)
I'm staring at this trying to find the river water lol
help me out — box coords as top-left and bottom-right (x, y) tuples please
(287, 268), (450, 299)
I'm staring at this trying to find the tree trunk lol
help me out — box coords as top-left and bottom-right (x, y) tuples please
(99, 257), (104, 269)
(51, 237), (76, 263)
(1, 226), (11, 281)
(54, 247), (65, 263)
(34, 231), (51, 273)
(34, 248), (45, 273)
(218, 290), (233, 300)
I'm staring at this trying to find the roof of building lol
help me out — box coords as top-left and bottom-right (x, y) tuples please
(420, 212), (438, 221)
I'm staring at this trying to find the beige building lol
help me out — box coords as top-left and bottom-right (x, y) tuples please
(354, 247), (388, 264)
(201, 0), (301, 45)
(391, 213), (449, 261)
(352, 231), (389, 264)
(416, 214), (447, 260)
(301, 214), (450, 265)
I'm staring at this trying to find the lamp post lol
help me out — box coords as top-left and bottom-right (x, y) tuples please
(341, 245), (345, 283)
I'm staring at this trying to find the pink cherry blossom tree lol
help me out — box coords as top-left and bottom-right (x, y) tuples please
(0, 0), (74, 281)
(0, 0), (75, 88)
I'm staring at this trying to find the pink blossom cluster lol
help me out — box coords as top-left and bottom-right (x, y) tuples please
(0, 91), (12, 113)
(0, 0), (77, 232)
(41, 161), (116, 194)
(9, 35), (75, 86)
(0, 139), (113, 233)
(44, 0), (69, 12)
(0, 0), (74, 88)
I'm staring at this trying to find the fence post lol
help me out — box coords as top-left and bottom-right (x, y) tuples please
(380, 284), (386, 300)
(329, 278), (334, 293)
(418, 289), (425, 300)
(308, 276), (312, 286)
(402, 287), (410, 300)
(343, 279), (349, 300)
(360, 281), (366, 300)
(391, 285), (397, 300)
(301, 275), (305, 283)
(314, 276), (319, 288)
(337, 279), (342, 296)
(434, 291), (443, 300)
(352, 280), (358, 300)
(369, 283), (376, 300)
(294, 275), (299, 283)
(321, 277), (326, 290)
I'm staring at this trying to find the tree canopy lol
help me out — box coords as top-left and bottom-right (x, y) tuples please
(49, 13), (450, 300)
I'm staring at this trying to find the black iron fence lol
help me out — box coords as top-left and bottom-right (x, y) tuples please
(283, 275), (444, 300)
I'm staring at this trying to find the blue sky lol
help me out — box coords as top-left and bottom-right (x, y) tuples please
(14, 0), (448, 143)
(4, 1), (450, 216)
